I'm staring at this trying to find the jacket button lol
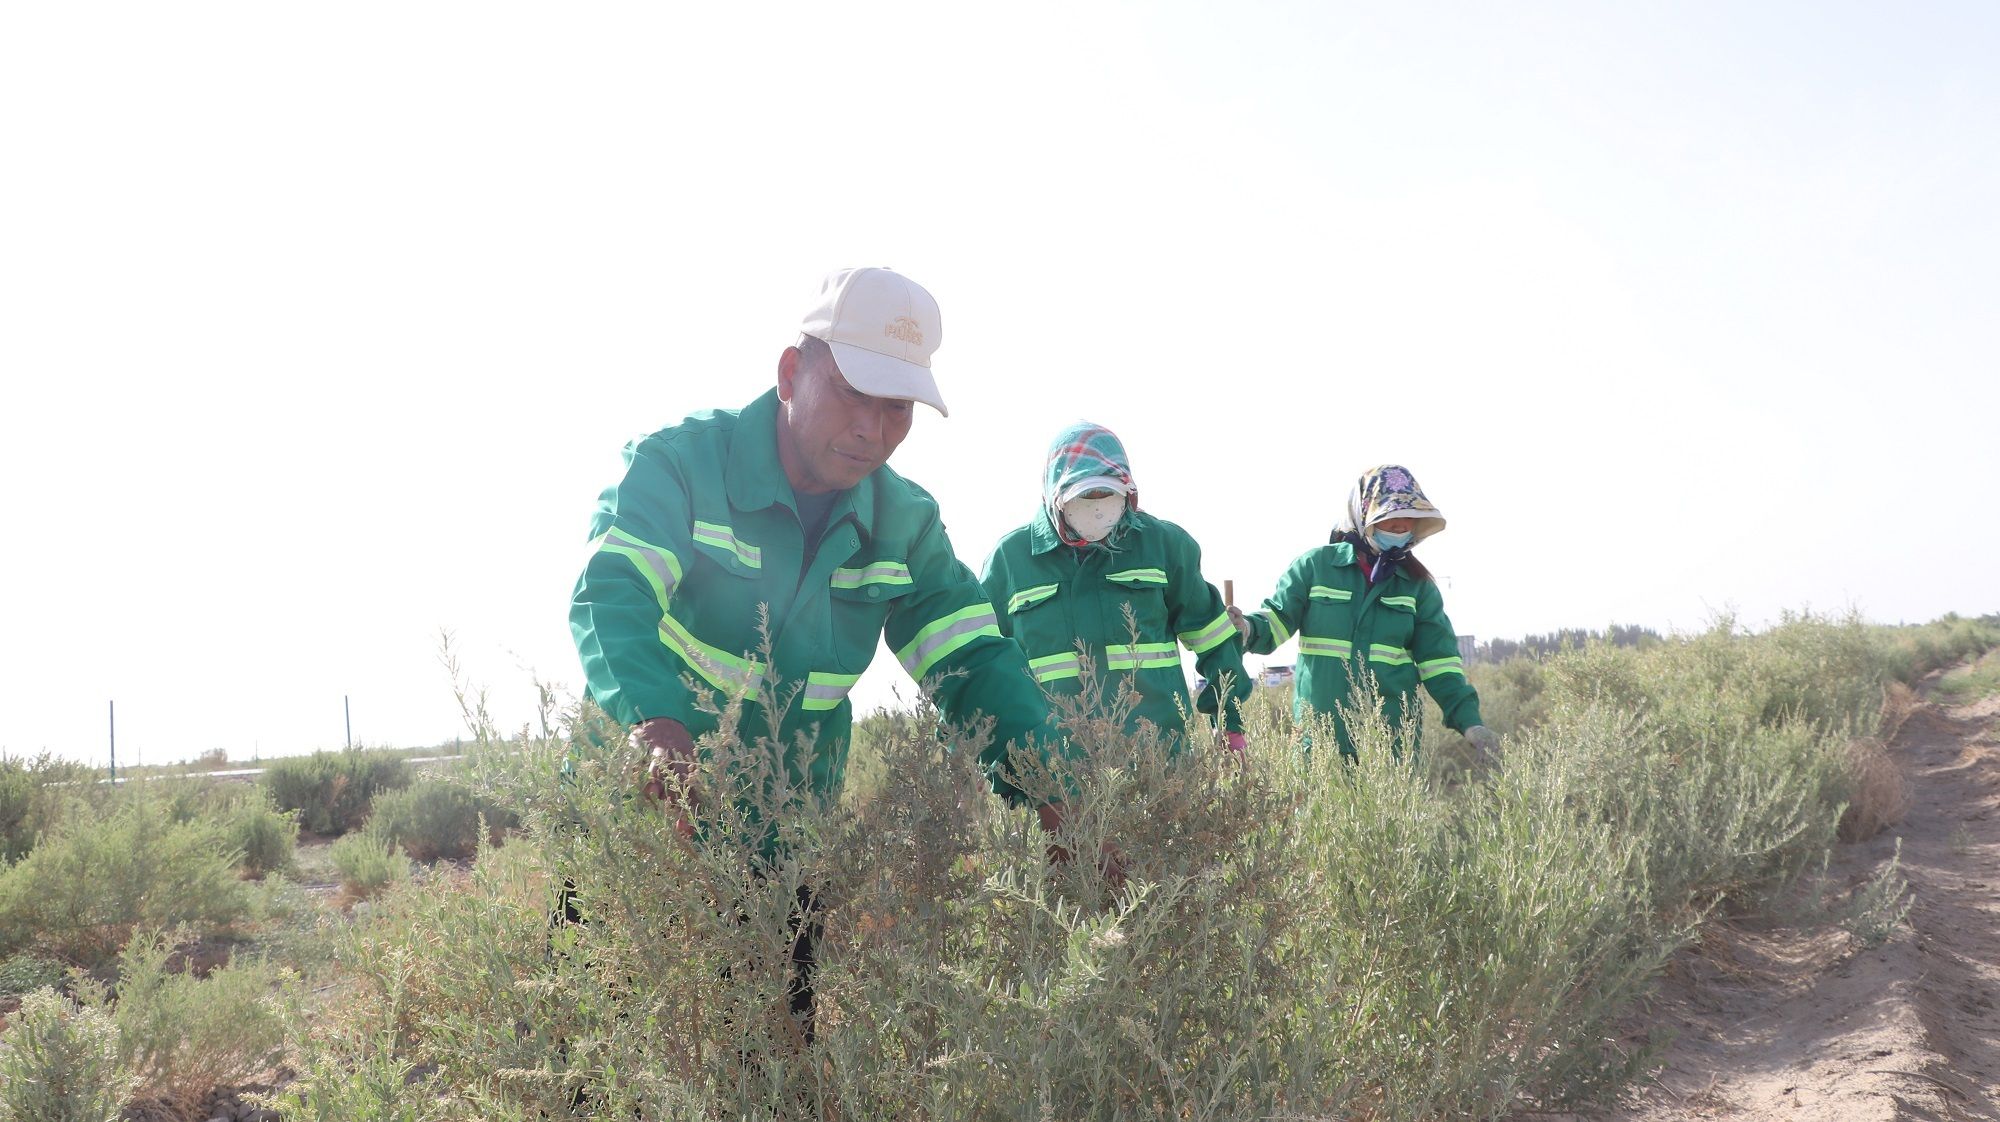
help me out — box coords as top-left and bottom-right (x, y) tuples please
(867, 586), (881, 600)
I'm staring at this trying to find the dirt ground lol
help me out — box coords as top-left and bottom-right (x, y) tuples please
(1595, 680), (2000, 1121)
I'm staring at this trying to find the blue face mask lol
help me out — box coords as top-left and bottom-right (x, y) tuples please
(1368, 528), (1413, 551)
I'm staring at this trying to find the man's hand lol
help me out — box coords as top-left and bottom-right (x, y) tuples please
(1227, 605), (1254, 644)
(1037, 802), (1127, 887)
(632, 717), (699, 839)
(1221, 731), (1247, 758)
(1464, 724), (1502, 766)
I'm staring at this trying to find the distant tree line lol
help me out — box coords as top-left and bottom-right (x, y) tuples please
(1475, 624), (1664, 663)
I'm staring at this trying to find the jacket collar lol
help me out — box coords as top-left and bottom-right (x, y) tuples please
(725, 388), (876, 539)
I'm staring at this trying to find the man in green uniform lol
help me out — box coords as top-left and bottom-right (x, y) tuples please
(568, 267), (1067, 1039)
(571, 265), (1061, 821)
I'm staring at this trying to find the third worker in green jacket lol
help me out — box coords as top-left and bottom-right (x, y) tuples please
(981, 422), (1250, 755)
(1231, 464), (1500, 763)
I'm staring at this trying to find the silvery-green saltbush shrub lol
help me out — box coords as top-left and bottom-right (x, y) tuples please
(263, 749), (411, 837)
(329, 831), (410, 899)
(86, 928), (290, 1110)
(366, 777), (515, 862)
(0, 988), (136, 1122)
(0, 753), (92, 863)
(0, 801), (248, 965)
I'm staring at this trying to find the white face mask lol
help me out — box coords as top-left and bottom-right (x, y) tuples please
(1061, 494), (1126, 542)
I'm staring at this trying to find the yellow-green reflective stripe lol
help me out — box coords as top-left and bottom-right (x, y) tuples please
(1298, 636), (1352, 658)
(1104, 568), (1168, 585)
(1381, 595), (1417, 610)
(1107, 642), (1179, 670)
(1262, 609), (1291, 647)
(898, 604), (1002, 680)
(1418, 656), (1465, 681)
(690, 520), (762, 569)
(1308, 586), (1352, 601)
(802, 671), (862, 711)
(1178, 611), (1235, 654)
(658, 613), (765, 695)
(593, 528), (683, 611)
(830, 562), (912, 589)
(1007, 584), (1061, 614)
(1369, 644), (1413, 666)
(1029, 652), (1081, 683)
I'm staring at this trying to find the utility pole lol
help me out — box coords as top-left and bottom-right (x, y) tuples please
(108, 699), (117, 784)
(344, 695), (352, 749)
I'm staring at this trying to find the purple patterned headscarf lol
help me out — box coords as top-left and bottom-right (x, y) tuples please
(1333, 464), (1446, 545)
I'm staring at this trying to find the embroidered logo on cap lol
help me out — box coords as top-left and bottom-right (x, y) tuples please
(884, 316), (924, 346)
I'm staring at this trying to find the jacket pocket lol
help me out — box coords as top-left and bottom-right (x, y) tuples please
(1102, 570), (1171, 643)
(826, 560), (915, 673)
(689, 519), (765, 578)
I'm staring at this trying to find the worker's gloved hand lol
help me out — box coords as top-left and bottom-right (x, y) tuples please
(1221, 731), (1247, 757)
(1464, 724), (1502, 765)
(631, 717), (699, 838)
(1228, 605), (1254, 643)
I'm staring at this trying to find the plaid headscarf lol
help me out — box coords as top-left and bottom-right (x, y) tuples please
(1043, 421), (1137, 549)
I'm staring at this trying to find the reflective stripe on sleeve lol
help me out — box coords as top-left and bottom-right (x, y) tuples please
(1380, 595), (1417, 610)
(690, 520), (762, 569)
(1104, 567), (1168, 585)
(1107, 642), (1179, 671)
(1298, 636), (1353, 659)
(1007, 584), (1061, 614)
(1368, 644), (1413, 666)
(1178, 611), (1235, 654)
(897, 603), (1003, 680)
(1261, 608), (1292, 647)
(1308, 586), (1352, 601)
(1418, 656), (1466, 681)
(657, 612), (766, 696)
(802, 671), (863, 711)
(1029, 652), (1082, 683)
(831, 561), (913, 589)
(592, 528), (684, 612)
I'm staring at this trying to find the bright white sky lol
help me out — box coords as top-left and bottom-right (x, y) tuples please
(4, 2), (1996, 765)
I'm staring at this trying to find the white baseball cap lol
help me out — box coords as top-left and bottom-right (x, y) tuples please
(799, 267), (948, 416)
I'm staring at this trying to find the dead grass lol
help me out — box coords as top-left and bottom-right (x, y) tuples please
(1838, 683), (1916, 842)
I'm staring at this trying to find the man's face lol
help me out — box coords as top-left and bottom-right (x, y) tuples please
(775, 344), (916, 494)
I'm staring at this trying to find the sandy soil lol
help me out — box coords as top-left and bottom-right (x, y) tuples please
(1596, 682), (2000, 1121)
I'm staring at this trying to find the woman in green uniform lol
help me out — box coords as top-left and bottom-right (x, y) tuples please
(1231, 464), (1499, 763)
(981, 422), (1250, 754)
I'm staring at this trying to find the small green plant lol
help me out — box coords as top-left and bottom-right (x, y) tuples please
(1841, 840), (1913, 948)
(365, 778), (514, 862)
(0, 951), (67, 998)
(262, 749), (412, 836)
(330, 831), (411, 900)
(79, 929), (290, 1110)
(1949, 821), (1974, 856)
(0, 988), (137, 1122)
(226, 800), (301, 879)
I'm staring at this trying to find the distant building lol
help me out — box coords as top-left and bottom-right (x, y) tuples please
(1457, 635), (1476, 665)
(1259, 664), (1295, 688)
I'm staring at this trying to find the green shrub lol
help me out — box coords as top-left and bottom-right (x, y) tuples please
(0, 753), (93, 863)
(366, 778), (515, 862)
(330, 832), (410, 900)
(271, 611), (1999, 1120)
(262, 749), (412, 837)
(0, 988), (136, 1122)
(0, 802), (249, 966)
(83, 929), (290, 1109)
(0, 951), (67, 998)
(227, 800), (301, 878)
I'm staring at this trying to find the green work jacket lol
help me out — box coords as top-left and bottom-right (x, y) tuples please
(570, 389), (1054, 801)
(1243, 542), (1481, 758)
(980, 510), (1250, 741)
